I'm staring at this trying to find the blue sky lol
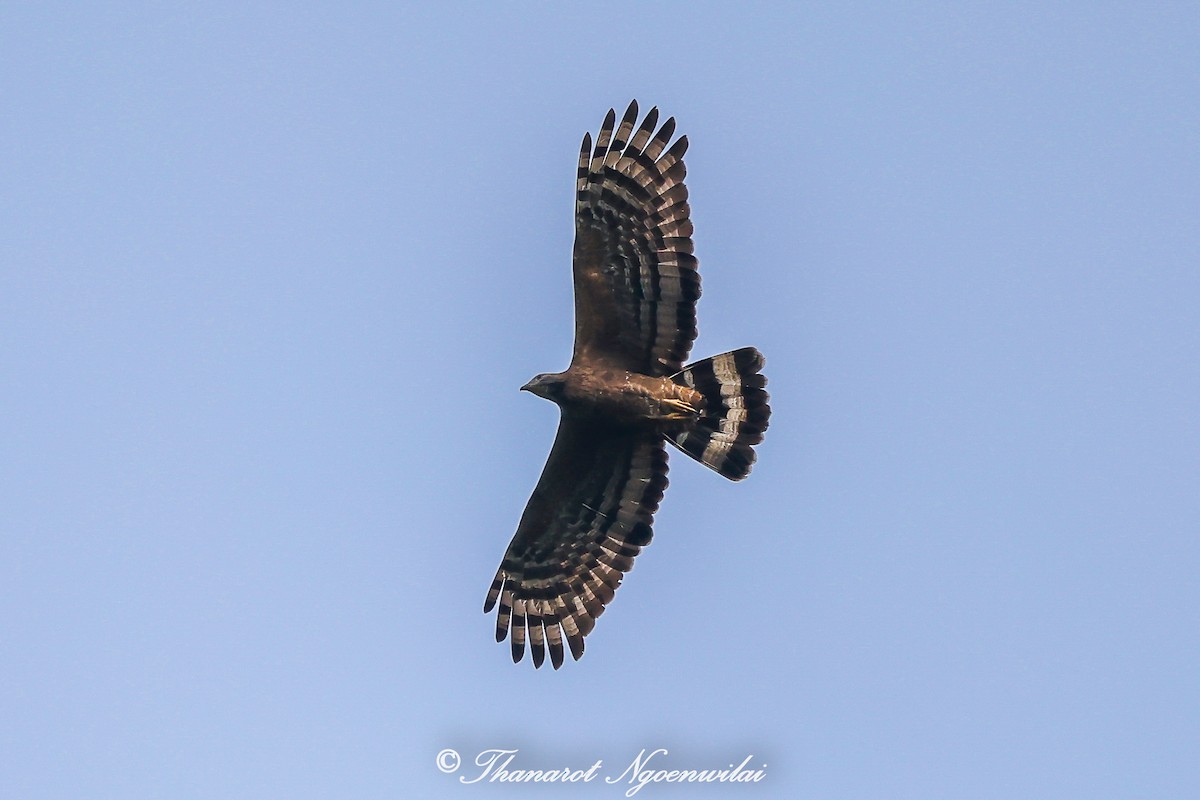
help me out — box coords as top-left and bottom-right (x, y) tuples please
(2, 3), (1197, 798)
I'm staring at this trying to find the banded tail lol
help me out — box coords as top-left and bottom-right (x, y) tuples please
(668, 347), (771, 480)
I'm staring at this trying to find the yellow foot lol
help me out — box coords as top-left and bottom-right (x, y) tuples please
(661, 398), (699, 419)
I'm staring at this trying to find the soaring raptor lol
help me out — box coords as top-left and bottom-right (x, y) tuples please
(484, 101), (771, 669)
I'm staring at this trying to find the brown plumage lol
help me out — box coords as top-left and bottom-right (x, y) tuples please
(484, 102), (771, 669)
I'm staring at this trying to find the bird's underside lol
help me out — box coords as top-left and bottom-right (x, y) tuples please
(563, 367), (707, 424)
(483, 101), (771, 669)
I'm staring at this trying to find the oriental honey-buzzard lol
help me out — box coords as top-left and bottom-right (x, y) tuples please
(484, 102), (771, 669)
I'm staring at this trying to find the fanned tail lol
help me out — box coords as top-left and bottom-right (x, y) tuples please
(668, 347), (770, 481)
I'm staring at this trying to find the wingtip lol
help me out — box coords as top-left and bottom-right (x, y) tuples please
(483, 571), (504, 612)
(568, 634), (585, 661)
(667, 135), (689, 161)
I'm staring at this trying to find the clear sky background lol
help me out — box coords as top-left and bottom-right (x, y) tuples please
(2, 3), (1197, 799)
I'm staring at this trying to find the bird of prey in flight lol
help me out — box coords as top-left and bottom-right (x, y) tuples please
(484, 101), (771, 669)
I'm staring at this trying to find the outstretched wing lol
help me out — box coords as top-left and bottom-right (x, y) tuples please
(572, 101), (701, 376)
(484, 416), (668, 669)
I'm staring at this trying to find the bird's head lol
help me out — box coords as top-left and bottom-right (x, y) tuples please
(521, 372), (567, 402)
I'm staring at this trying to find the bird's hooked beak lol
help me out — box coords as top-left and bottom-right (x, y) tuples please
(521, 376), (544, 397)
(521, 374), (557, 400)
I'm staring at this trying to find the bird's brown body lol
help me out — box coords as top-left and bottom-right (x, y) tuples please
(526, 368), (706, 426)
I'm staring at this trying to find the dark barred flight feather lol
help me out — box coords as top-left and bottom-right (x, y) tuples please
(485, 102), (771, 669)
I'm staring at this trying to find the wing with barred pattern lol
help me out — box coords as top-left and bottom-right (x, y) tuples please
(571, 101), (701, 376)
(484, 417), (668, 669)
